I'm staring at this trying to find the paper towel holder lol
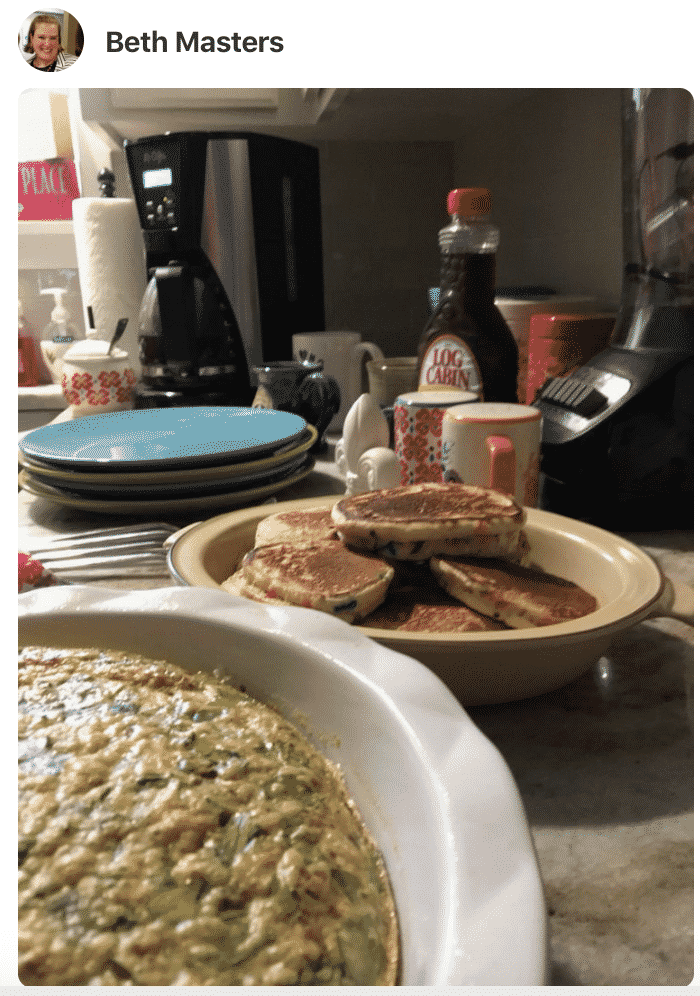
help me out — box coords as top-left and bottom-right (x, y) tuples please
(71, 177), (148, 374)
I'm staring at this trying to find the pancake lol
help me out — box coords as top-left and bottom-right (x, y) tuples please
(430, 556), (598, 628)
(221, 570), (291, 605)
(240, 540), (394, 622)
(331, 483), (526, 561)
(254, 506), (339, 546)
(363, 564), (506, 633)
(340, 529), (531, 563)
(366, 600), (506, 633)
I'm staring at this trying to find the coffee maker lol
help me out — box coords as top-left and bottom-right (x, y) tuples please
(124, 132), (325, 408)
(537, 89), (693, 529)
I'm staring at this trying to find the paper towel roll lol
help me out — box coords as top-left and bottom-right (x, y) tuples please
(72, 198), (147, 366)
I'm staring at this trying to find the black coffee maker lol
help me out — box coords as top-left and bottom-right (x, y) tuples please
(124, 131), (325, 409)
(537, 89), (693, 529)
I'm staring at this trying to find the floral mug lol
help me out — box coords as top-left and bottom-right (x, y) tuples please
(393, 390), (478, 485)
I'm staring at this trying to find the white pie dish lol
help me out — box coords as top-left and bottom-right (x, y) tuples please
(18, 584), (547, 986)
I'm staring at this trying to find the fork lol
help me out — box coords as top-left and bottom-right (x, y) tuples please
(22, 522), (180, 579)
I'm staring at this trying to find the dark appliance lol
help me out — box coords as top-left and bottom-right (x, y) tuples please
(124, 131), (325, 408)
(537, 89), (693, 529)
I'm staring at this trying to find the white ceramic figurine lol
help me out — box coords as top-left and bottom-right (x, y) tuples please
(335, 393), (400, 495)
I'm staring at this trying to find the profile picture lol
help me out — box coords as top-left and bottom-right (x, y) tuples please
(19, 9), (83, 72)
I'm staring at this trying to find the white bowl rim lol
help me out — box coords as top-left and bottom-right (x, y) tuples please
(18, 584), (548, 986)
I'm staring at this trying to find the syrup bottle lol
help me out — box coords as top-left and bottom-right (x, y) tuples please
(417, 188), (518, 402)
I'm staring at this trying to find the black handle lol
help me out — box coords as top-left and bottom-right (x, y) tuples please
(151, 264), (198, 363)
(108, 318), (129, 355)
(98, 168), (116, 198)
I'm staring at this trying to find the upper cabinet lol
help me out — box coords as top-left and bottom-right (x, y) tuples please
(75, 88), (352, 144)
(18, 87), (535, 263)
(75, 88), (538, 144)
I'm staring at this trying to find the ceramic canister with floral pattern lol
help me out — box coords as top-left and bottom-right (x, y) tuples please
(60, 332), (136, 418)
(441, 402), (542, 507)
(394, 390), (478, 485)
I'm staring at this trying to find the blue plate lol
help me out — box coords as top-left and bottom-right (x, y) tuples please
(19, 407), (309, 470)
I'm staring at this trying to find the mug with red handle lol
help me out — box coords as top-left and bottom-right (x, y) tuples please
(441, 402), (542, 507)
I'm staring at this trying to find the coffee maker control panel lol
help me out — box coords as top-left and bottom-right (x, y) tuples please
(142, 171), (177, 229)
(144, 195), (176, 228)
(125, 135), (197, 249)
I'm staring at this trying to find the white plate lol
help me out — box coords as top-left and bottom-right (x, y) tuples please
(18, 407), (309, 470)
(18, 585), (547, 986)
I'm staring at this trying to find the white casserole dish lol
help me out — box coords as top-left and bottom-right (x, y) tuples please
(18, 585), (547, 986)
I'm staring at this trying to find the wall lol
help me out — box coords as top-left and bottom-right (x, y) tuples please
(315, 90), (623, 360)
(317, 140), (454, 357)
(20, 90), (624, 378)
(453, 89), (624, 306)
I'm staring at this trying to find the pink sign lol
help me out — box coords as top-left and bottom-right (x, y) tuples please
(18, 159), (80, 221)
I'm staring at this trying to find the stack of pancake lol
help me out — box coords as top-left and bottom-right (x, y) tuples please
(223, 482), (597, 632)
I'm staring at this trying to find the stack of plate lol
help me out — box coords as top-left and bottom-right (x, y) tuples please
(18, 407), (318, 516)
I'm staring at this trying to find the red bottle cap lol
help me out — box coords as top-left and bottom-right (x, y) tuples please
(447, 188), (491, 216)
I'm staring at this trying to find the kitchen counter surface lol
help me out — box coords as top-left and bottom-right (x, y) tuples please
(18, 440), (693, 986)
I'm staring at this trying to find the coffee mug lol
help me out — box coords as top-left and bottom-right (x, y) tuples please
(292, 332), (383, 431)
(366, 356), (418, 407)
(394, 390), (478, 485)
(441, 402), (542, 507)
(251, 360), (340, 445)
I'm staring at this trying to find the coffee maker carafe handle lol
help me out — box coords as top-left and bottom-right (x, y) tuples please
(148, 264), (196, 363)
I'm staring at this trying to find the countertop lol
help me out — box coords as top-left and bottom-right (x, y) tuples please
(18, 384), (68, 411)
(18, 438), (694, 986)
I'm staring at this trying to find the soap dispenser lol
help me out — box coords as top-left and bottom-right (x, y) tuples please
(39, 288), (78, 384)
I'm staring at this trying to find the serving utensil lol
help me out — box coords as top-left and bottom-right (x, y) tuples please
(23, 522), (178, 578)
(108, 317), (129, 355)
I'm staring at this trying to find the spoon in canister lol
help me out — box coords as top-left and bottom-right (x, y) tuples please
(108, 318), (129, 355)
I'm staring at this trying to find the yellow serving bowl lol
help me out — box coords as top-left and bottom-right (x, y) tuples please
(167, 495), (692, 706)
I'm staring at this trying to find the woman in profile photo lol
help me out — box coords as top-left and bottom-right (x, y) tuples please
(23, 12), (79, 71)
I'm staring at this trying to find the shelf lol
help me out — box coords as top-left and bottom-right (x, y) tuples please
(19, 220), (77, 269)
